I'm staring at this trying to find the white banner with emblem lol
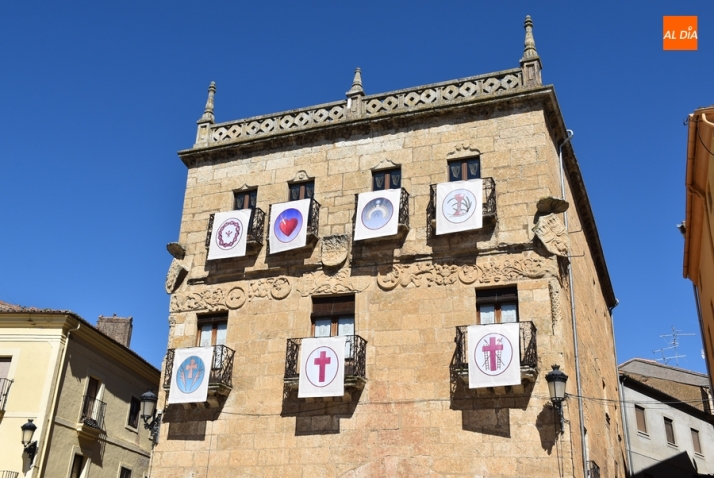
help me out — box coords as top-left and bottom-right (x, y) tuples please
(168, 346), (214, 404)
(435, 179), (483, 235)
(467, 323), (521, 389)
(269, 198), (311, 254)
(354, 188), (402, 241)
(298, 336), (346, 398)
(207, 210), (252, 260)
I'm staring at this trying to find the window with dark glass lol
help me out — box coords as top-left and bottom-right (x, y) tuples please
(127, 396), (140, 429)
(476, 287), (518, 324)
(692, 428), (702, 454)
(448, 157), (481, 181)
(372, 168), (401, 190)
(234, 189), (257, 210)
(289, 181), (314, 201)
(664, 417), (676, 445)
(635, 405), (647, 434)
(312, 296), (355, 357)
(120, 467), (132, 478)
(70, 454), (84, 478)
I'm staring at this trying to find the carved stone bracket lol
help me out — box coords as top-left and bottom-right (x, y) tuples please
(297, 270), (370, 296)
(377, 254), (557, 290)
(165, 259), (189, 294)
(321, 234), (350, 268)
(170, 277), (293, 312)
(532, 214), (570, 257)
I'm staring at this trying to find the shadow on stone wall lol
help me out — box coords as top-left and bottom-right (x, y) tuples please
(281, 384), (363, 436)
(534, 403), (557, 454)
(161, 406), (220, 441)
(166, 419), (208, 441)
(633, 451), (706, 478)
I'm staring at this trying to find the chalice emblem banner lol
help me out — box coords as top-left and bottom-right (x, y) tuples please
(354, 189), (402, 241)
(269, 198), (311, 254)
(467, 323), (520, 389)
(168, 346), (214, 404)
(298, 337), (346, 398)
(207, 209), (252, 260)
(435, 179), (483, 235)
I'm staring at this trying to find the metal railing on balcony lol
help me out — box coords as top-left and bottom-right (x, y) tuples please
(587, 461), (600, 478)
(426, 177), (496, 236)
(284, 335), (367, 382)
(0, 471), (19, 478)
(352, 188), (410, 238)
(163, 344), (235, 391)
(452, 321), (537, 372)
(80, 395), (106, 430)
(205, 208), (267, 250)
(0, 378), (12, 411)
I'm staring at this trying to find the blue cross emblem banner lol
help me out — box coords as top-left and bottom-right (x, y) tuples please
(168, 346), (214, 404)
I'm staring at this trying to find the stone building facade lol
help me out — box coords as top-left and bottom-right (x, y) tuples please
(154, 17), (626, 477)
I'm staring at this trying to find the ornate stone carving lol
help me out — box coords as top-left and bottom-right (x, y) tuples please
(169, 277), (293, 312)
(536, 196), (569, 214)
(290, 170), (313, 183)
(549, 279), (562, 334)
(377, 255), (557, 290)
(166, 242), (186, 260)
(446, 142), (481, 158)
(297, 270), (370, 296)
(532, 214), (570, 257)
(165, 259), (188, 294)
(321, 234), (350, 267)
(370, 158), (400, 171)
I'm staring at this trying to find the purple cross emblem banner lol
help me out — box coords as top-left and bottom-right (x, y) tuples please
(298, 337), (346, 398)
(207, 210), (252, 260)
(435, 179), (483, 235)
(467, 323), (520, 389)
(353, 188), (402, 241)
(268, 198), (311, 254)
(168, 346), (214, 404)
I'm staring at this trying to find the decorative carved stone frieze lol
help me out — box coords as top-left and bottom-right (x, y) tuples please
(170, 277), (293, 312)
(297, 270), (370, 296)
(165, 259), (189, 294)
(377, 255), (557, 290)
(532, 214), (570, 257)
(321, 234), (350, 268)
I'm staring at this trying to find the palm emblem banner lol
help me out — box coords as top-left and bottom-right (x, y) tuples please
(168, 346), (214, 404)
(435, 179), (483, 235)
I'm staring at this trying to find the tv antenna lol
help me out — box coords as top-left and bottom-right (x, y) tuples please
(652, 327), (695, 367)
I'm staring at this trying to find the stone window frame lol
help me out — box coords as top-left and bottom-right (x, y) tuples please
(475, 286), (519, 324)
(196, 312), (228, 347)
(119, 465), (133, 478)
(234, 188), (258, 210)
(372, 168), (402, 191)
(448, 156), (481, 182)
(288, 181), (314, 201)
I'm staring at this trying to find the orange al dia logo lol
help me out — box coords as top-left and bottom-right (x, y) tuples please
(663, 16), (698, 50)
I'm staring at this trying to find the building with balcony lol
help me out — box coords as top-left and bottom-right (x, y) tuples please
(155, 16), (625, 477)
(0, 302), (160, 478)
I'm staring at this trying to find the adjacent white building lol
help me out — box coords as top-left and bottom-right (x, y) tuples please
(620, 358), (714, 477)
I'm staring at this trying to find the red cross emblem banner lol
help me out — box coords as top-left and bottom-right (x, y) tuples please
(207, 210), (252, 260)
(268, 198), (311, 254)
(298, 337), (346, 398)
(435, 179), (483, 235)
(168, 346), (214, 404)
(467, 323), (521, 389)
(353, 189), (402, 241)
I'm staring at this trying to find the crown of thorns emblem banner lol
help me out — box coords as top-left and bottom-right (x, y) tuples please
(207, 209), (252, 260)
(467, 323), (521, 389)
(354, 188), (402, 241)
(168, 346), (214, 404)
(435, 179), (483, 235)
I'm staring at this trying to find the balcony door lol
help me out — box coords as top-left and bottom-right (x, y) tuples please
(83, 377), (102, 423)
(198, 313), (228, 370)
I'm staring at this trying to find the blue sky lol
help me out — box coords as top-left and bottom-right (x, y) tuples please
(1, 2), (711, 372)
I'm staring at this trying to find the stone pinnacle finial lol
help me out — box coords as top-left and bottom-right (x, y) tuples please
(346, 68), (364, 97)
(198, 81), (216, 124)
(522, 15), (539, 60)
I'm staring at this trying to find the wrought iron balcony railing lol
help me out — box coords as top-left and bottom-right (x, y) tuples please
(587, 461), (600, 478)
(452, 321), (537, 381)
(426, 177), (496, 236)
(205, 207), (267, 251)
(0, 378), (12, 411)
(0, 471), (19, 478)
(163, 344), (235, 393)
(80, 394), (106, 430)
(352, 188), (410, 239)
(284, 335), (367, 389)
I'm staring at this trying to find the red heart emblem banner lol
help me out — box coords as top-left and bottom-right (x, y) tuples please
(280, 218), (298, 236)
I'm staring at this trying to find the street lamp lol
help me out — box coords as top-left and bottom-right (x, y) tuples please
(21, 419), (38, 463)
(140, 390), (162, 445)
(545, 364), (568, 434)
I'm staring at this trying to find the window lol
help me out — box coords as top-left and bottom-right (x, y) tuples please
(70, 454), (84, 478)
(82, 377), (102, 422)
(448, 157), (481, 181)
(635, 405), (647, 434)
(234, 189), (257, 210)
(289, 181), (314, 201)
(372, 168), (401, 190)
(312, 296), (355, 357)
(127, 396), (140, 429)
(476, 287), (518, 324)
(692, 428), (702, 454)
(197, 313), (227, 347)
(0, 357), (10, 380)
(664, 417), (676, 445)
(120, 467), (132, 478)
